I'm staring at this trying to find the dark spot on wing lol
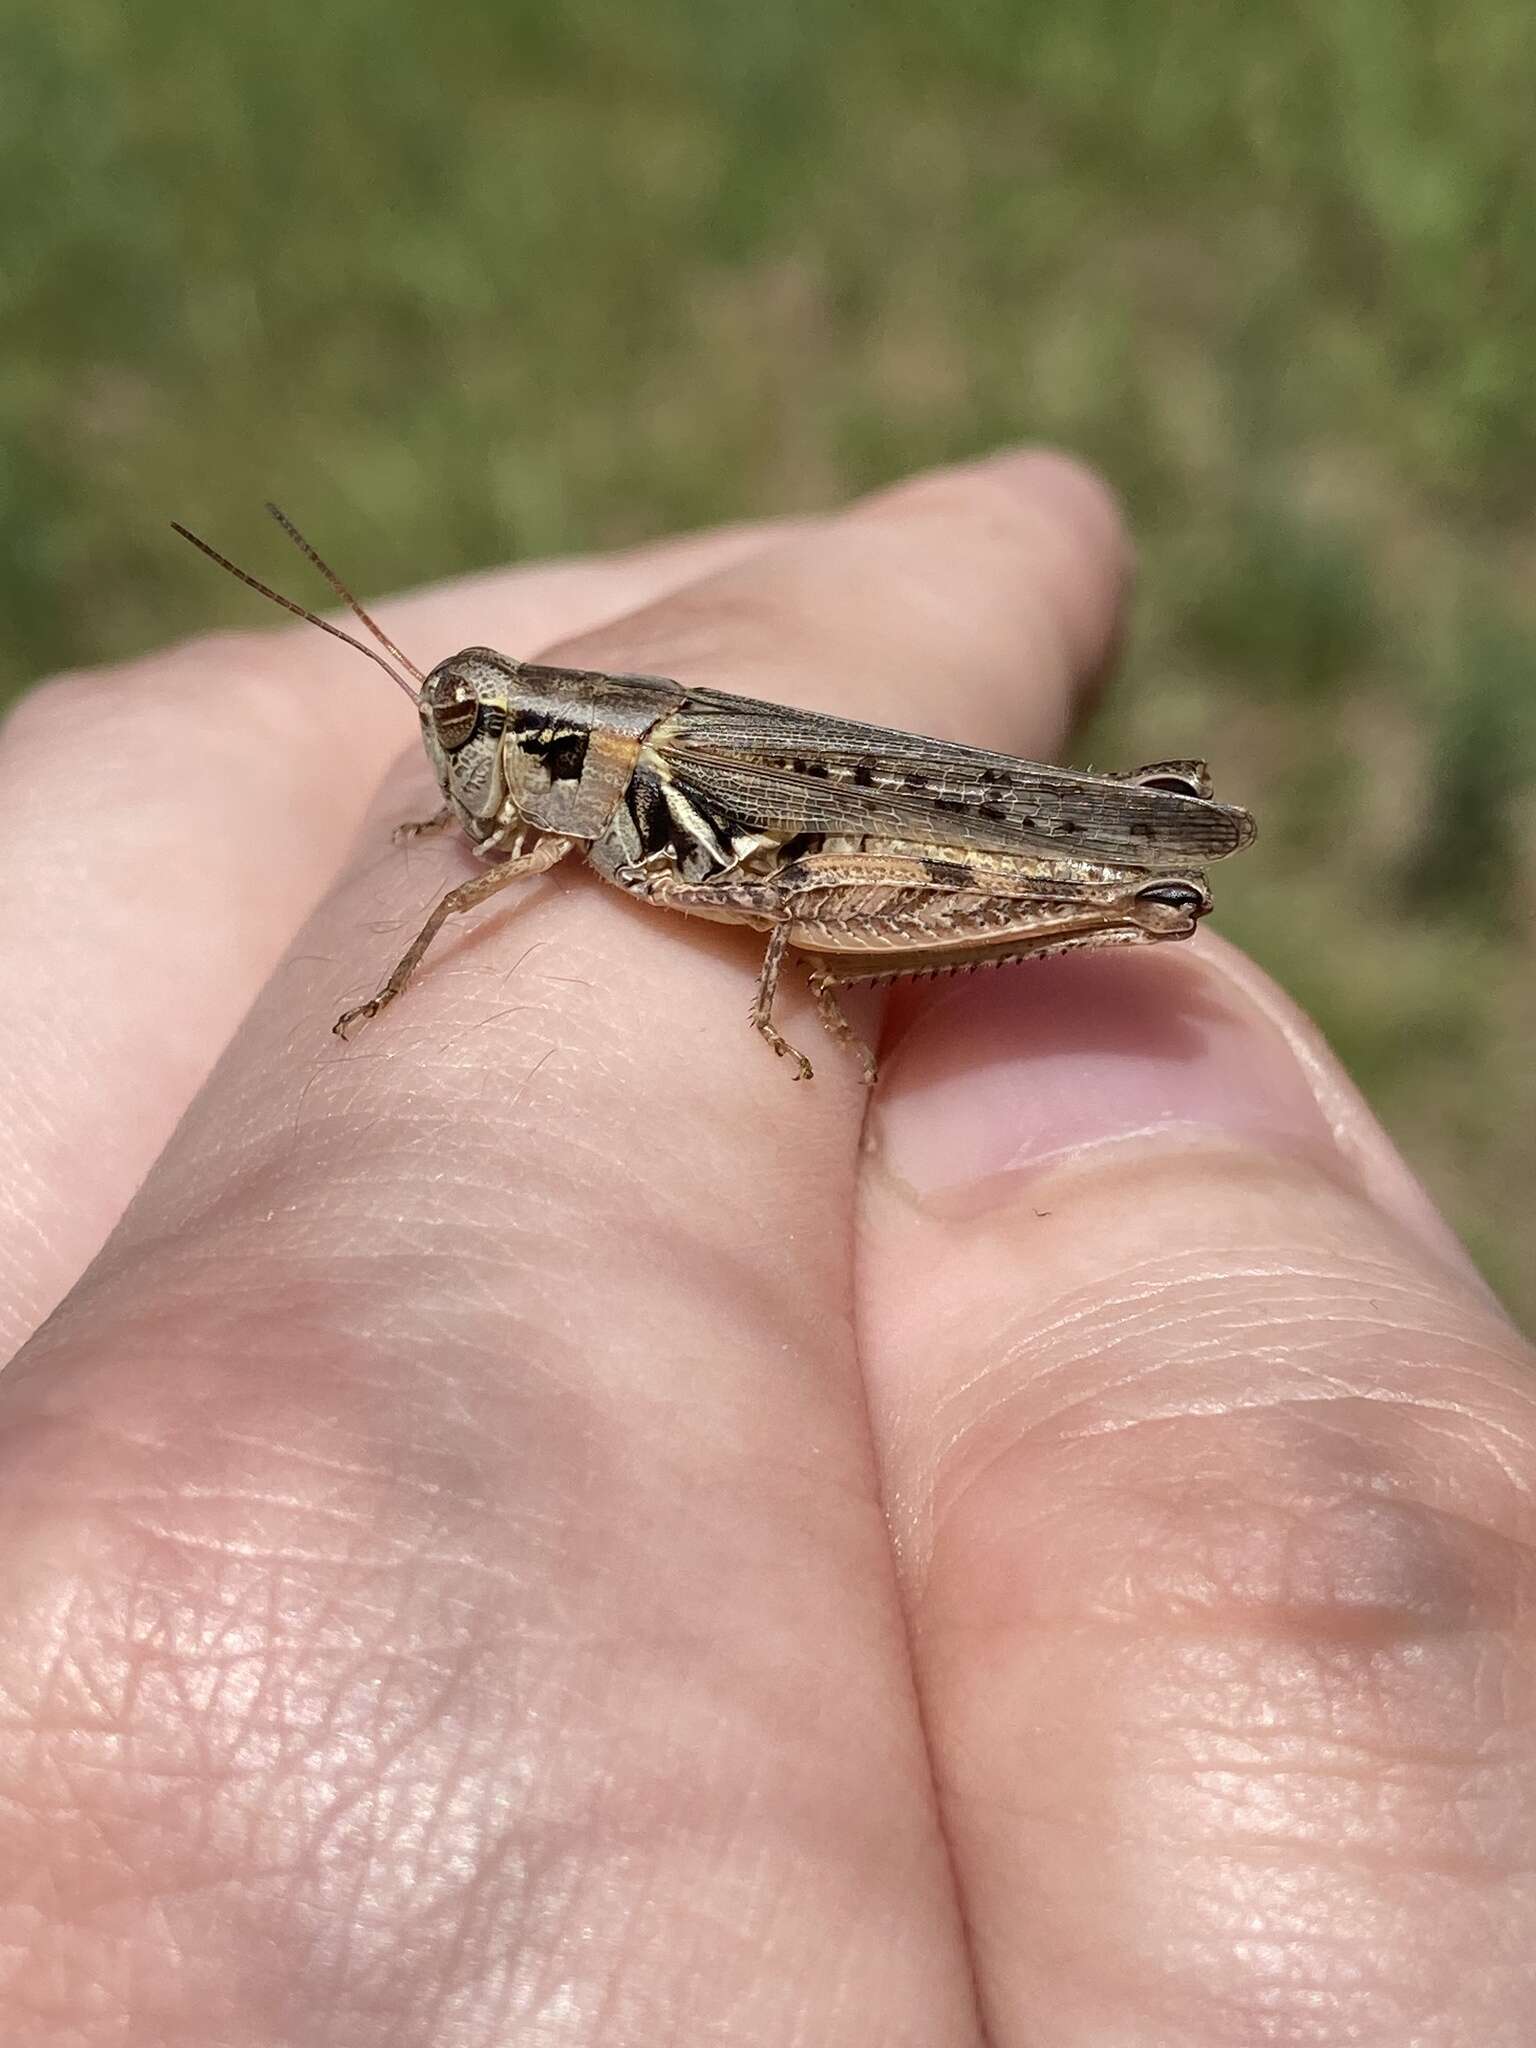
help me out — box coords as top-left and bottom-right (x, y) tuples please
(852, 758), (877, 787)
(923, 858), (973, 887)
(779, 832), (826, 863)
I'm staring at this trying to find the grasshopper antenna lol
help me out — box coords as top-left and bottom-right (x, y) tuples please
(262, 502), (425, 686)
(171, 519), (423, 705)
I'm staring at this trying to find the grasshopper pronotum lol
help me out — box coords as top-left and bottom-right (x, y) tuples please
(176, 508), (1255, 1081)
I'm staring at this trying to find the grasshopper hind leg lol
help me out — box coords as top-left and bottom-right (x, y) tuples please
(807, 971), (878, 1086)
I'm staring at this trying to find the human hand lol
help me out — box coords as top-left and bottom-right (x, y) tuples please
(1, 453), (1530, 2045)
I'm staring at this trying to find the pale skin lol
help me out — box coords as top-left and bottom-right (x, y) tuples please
(0, 452), (1532, 2047)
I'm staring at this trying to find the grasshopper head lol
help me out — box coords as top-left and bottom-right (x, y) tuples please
(419, 650), (516, 831)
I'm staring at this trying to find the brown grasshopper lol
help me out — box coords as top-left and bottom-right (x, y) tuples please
(176, 508), (1256, 1081)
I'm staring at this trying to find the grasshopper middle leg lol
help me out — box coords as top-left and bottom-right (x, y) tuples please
(807, 973), (879, 1085)
(749, 922), (816, 1080)
(621, 869), (877, 1082)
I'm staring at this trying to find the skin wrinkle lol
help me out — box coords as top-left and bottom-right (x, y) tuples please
(94, 931), (846, 1322)
(922, 1240), (1504, 1420)
(1031, 1331), (1536, 1434)
(96, 1441), (872, 1826)
(71, 1125), (814, 1326)
(969, 1854), (1442, 2038)
(971, 1774), (1531, 1890)
(902, 1197), (1531, 1591)
(1044, 1394), (1536, 1545)
(1044, 1913), (1418, 2044)
(937, 1646), (1536, 1998)
(924, 1310), (1536, 1569)
(922, 1247), (1434, 1425)
(90, 1220), (843, 1444)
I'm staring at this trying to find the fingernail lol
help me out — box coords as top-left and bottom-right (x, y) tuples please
(871, 945), (1342, 1204)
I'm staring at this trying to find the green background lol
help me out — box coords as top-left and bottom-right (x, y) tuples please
(4, 3), (1532, 1321)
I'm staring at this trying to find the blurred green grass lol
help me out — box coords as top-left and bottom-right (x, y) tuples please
(3, 2), (1532, 1319)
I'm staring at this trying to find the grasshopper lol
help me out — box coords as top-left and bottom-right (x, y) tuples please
(176, 508), (1256, 1081)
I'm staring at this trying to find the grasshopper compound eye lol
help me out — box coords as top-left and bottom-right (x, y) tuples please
(422, 669), (479, 751)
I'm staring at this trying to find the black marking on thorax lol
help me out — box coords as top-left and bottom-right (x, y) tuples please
(509, 710), (590, 783)
(628, 760), (752, 881)
(630, 764), (676, 857)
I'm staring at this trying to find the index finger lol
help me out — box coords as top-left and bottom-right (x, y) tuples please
(1, 450), (1130, 2045)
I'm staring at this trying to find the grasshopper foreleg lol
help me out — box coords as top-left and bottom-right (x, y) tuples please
(335, 832), (577, 1037)
(391, 804), (456, 845)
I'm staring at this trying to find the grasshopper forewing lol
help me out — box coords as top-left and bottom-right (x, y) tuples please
(176, 512), (1256, 1082)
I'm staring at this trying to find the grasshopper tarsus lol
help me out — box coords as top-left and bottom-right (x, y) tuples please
(749, 1006), (816, 1083)
(770, 1037), (816, 1082)
(334, 995), (388, 1039)
(392, 806), (455, 845)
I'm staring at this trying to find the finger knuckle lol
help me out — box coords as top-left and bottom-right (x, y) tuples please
(932, 1268), (1536, 1655)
